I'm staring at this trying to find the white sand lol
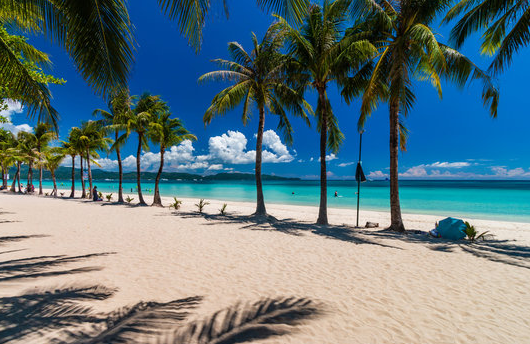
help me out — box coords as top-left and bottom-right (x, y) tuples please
(0, 189), (529, 343)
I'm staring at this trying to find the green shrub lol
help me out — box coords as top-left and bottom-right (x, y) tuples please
(195, 199), (209, 214)
(169, 197), (182, 211)
(125, 196), (134, 204)
(219, 203), (228, 215)
(105, 193), (113, 201)
(464, 221), (492, 242)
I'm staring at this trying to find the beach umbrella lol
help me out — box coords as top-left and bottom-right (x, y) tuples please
(437, 217), (467, 240)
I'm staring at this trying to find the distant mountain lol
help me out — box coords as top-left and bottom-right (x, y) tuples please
(8, 166), (300, 182)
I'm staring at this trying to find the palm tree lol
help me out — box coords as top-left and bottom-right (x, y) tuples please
(0, 129), (16, 188)
(17, 130), (38, 190)
(350, 0), (499, 232)
(200, 23), (312, 217)
(93, 88), (134, 203)
(121, 93), (167, 205)
(34, 123), (57, 195)
(444, 0), (530, 74)
(149, 112), (196, 207)
(277, 1), (374, 225)
(43, 147), (66, 197)
(64, 127), (81, 198)
(79, 121), (112, 198)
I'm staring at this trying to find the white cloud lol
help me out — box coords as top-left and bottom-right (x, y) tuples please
(318, 153), (337, 162)
(91, 130), (294, 174)
(338, 162), (354, 167)
(367, 171), (388, 179)
(207, 130), (293, 164)
(0, 100), (32, 134)
(400, 166), (428, 178)
(491, 166), (530, 178)
(424, 161), (471, 168)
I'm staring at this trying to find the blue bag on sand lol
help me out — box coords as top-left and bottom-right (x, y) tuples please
(436, 217), (467, 240)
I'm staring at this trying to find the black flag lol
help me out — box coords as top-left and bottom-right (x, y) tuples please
(355, 162), (366, 182)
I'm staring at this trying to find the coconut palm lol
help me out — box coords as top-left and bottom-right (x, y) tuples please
(277, 1), (375, 225)
(0, 129), (16, 188)
(79, 121), (112, 198)
(149, 112), (196, 207)
(350, 0), (499, 232)
(444, 0), (530, 74)
(34, 122), (57, 195)
(93, 88), (134, 203)
(0, 0), (134, 101)
(120, 93), (167, 205)
(63, 127), (82, 198)
(200, 23), (312, 217)
(17, 130), (39, 189)
(43, 147), (66, 197)
(0, 26), (62, 126)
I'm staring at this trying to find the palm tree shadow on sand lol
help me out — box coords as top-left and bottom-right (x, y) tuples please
(0, 229), (322, 343)
(175, 211), (402, 250)
(174, 211), (530, 269)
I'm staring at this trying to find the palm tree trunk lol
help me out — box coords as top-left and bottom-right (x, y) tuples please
(317, 89), (328, 225)
(10, 162), (19, 192)
(116, 131), (124, 203)
(86, 151), (93, 196)
(80, 156), (86, 198)
(152, 146), (165, 207)
(52, 171), (57, 197)
(69, 155), (75, 198)
(136, 133), (146, 205)
(39, 166), (43, 195)
(389, 99), (405, 232)
(38, 145), (43, 195)
(17, 162), (21, 192)
(254, 106), (267, 216)
(27, 162), (33, 188)
(1, 164), (6, 188)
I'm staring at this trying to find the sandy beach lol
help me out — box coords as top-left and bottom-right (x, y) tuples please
(1, 189), (529, 343)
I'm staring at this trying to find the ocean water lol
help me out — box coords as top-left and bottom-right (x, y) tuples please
(27, 179), (530, 223)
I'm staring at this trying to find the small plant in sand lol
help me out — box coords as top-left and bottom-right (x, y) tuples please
(126, 195), (134, 204)
(195, 199), (209, 214)
(464, 221), (493, 242)
(60, 192), (64, 197)
(98, 191), (103, 199)
(106, 193), (113, 202)
(169, 197), (182, 211)
(45, 192), (49, 196)
(219, 203), (228, 216)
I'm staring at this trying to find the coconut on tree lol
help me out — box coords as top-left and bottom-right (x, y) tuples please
(200, 23), (312, 218)
(148, 112), (196, 207)
(349, 0), (499, 232)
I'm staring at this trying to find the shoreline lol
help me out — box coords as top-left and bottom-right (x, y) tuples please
(3, 187), (530, 244)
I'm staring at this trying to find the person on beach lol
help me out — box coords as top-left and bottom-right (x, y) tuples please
(92, 186), (102, 201)
(334, 191), (338, 197)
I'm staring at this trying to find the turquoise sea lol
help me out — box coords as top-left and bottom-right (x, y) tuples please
(29, 179), (530, 223)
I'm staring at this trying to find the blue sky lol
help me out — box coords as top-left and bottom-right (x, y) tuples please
(2, 1), (530, 179)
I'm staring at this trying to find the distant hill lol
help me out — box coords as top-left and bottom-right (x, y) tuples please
(8, 166), (300, 182)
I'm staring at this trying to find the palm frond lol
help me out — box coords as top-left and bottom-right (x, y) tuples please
(169, 297), (320, 344)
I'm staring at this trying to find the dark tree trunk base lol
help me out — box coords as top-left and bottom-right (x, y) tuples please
(387, 222), (405, 232)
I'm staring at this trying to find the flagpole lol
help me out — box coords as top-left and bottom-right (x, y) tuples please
(356, 130), (364, 228)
